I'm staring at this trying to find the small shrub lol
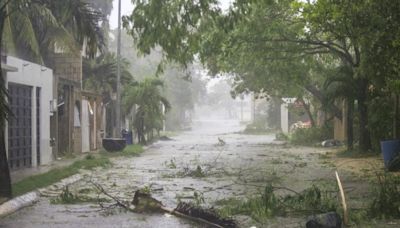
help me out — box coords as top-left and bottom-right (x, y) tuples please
(275, 132), (289, 141)
(51, 186), (82, 204)
(164, 158), (177, 169)
(290, 127), (332, 146)
(242, 121), (276, 135)
(192, 165), (206, 178)
(369, 172), (400, 218)
(193, 191), (205, 206)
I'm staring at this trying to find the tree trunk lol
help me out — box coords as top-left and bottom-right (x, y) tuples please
(393, 94), (399, 139)
(0, 127), (12, 198)
(299, 97), (315, 127)
(347, 99), (354, 150)
(0, 11), (12, 199)
(304, 84), (343, 121)
(358, 79), (371, 152)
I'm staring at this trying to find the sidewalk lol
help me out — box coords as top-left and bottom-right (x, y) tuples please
(10, 152), (96, 184)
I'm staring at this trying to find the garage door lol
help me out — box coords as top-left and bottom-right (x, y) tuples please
(8, 83), (32, 169)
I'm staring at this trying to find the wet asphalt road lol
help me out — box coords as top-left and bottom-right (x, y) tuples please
(0, 119), (333, 228)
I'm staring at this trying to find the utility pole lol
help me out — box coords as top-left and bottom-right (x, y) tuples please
(115, 0), (122, 137)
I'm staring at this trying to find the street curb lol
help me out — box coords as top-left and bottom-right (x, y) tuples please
(0, 174), (83, 218)
(38, 174), (83, 197)
(0, 191), (39, 218)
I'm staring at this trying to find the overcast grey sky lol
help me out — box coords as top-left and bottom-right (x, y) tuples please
(109, 0), (232, 29)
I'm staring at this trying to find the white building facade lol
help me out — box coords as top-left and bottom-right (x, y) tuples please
(4, 56), (54, 169)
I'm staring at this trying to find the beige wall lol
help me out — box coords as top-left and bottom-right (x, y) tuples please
(334, 99), (347, 141)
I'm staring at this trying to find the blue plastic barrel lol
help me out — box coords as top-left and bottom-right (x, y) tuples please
(380, 139), (400, 167)
(122, 130), (133, 145)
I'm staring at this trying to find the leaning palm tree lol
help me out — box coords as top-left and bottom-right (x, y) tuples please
(123, 78), (171, 144)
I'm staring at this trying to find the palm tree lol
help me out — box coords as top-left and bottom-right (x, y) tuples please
(83, 53), (133, 100)
(3, 0), (106, 66)
(123, 78), (171, 144)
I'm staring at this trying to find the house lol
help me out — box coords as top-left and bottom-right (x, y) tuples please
(50, 53), (105, 156)
(81, 91), (104, 152)
(1, 52), (106, 171)
(2, 56), (54, 169)
(49, 53), (83, 156)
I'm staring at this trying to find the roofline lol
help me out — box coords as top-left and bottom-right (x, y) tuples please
(1, 63), (18, 72)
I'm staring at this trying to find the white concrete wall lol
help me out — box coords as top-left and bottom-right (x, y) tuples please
(281, 103), (289, 133)
(81, 99), (90, 153)
(6, 56), (54, 166)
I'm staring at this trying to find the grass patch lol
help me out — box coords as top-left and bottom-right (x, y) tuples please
(336, 149), (378, 158)
(122, 144), (144, 156)
(12, 155), (111, 197)
(100, 144), (144, 157)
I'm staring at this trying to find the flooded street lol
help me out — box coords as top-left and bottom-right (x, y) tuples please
(1, 119), (353, 228)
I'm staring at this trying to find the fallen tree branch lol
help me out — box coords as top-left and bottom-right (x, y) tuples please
(88, 181), (236, 228)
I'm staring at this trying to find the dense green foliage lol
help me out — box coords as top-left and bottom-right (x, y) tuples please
(123, 0), (400, 153)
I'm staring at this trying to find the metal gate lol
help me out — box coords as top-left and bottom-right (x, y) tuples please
(8, 83), (32, 169)
(36, 88), (41, 165)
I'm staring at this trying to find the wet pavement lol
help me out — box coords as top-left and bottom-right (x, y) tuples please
(1, 119), (345, 228)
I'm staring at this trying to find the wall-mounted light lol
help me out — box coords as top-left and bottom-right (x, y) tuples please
(41, 67), (47, 72)
(50, 99), (58, 113)
(23, 63), (29, 67)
